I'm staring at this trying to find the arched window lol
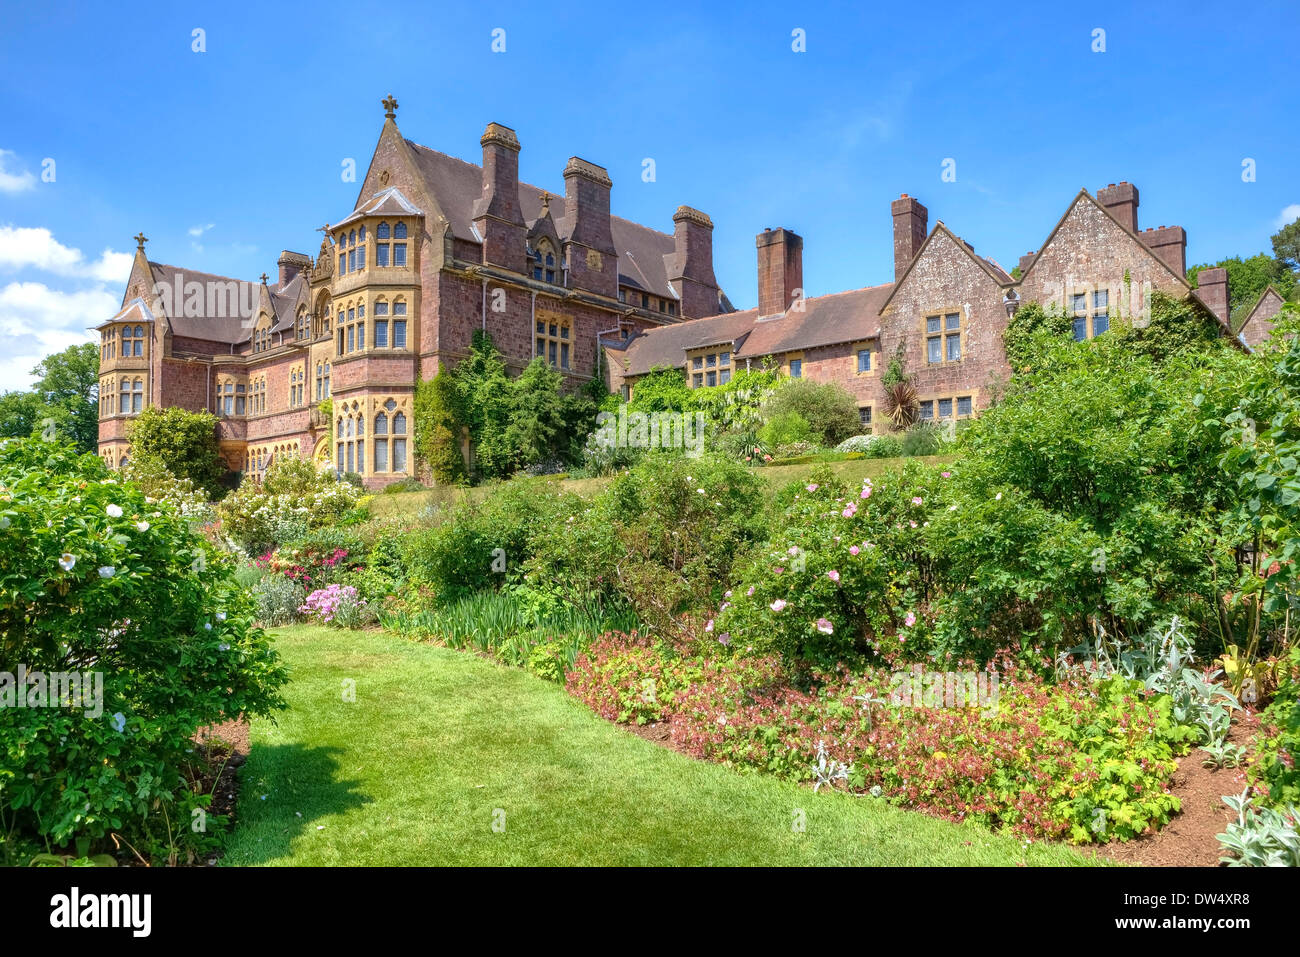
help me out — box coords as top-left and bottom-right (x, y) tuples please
(373, 401), (408, 473)
(297, 308), (309, 339)
(358, 225), (366, 242)
(131, 378), (143, 413)
(377, 222), (390, 240)
(323, 362), (331, 397)
(349, 229), (356, 246)
(394, 222), (406, 239)
(118, 377), (130, 414)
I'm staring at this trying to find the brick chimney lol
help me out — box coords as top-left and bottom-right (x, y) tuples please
(756, 228), (803, 317)
(1143, 225), (1187, 277)
(562, 157), (617, 296)
(277, 250), (311, 286)
(1097, 182), (1139, 233)
(1017, 251), (1036, 276)
(670, 206), (720, 319)
(1194, 266), (1230, 325)
(891, 194), (927, 282)
(472, 122), (526, 272)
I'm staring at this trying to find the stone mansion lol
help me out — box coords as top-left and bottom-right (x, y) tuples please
(96, 98), (1277, 488)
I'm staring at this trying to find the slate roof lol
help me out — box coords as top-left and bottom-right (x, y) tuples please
(614, 283), (894, 376)
(145, 263), (255, 342)
(404, 141), (684, 301)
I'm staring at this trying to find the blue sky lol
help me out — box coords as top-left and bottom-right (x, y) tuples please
(1, 0), (1296, 390)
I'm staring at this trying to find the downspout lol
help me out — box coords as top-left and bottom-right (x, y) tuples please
(481, 277), (488, 331)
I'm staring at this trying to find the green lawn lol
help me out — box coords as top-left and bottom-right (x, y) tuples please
(222, 625), (1099, 866)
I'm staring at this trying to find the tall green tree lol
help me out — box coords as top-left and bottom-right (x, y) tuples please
(0, 343), (100, 453)
(1272, 217), (1300, 273)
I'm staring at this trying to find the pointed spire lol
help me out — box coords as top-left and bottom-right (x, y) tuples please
(382, 94), (398, 120)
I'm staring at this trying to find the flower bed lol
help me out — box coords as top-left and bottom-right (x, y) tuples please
(566, 632), (1193, 843)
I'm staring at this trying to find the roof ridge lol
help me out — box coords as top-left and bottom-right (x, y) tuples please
(148, 260), (248, 284)
(406, 137), (676, 242)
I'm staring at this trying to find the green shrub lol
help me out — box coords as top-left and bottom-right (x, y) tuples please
(716, 462), (941, 672)
(758, 411), (815, 449)
(761, 377), (862, 447)
(216, 457), (359, 554)
(402, 481), (581, 600)
(252, 574), (305, 626)
(602, 453), (768, 631)
(862, 434), (903, 458)
(124, 406), (226, 498)
(0, 438), (287, 863)
(382, 477), (427, 494)
(1251, 646), (1300, 809)
(926, 333), (1259, 662)
(901, 421), (944, 457)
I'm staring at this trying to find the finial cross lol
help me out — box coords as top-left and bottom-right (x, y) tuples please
(382, 95), (398, 119)
(134, 232), (148, 250)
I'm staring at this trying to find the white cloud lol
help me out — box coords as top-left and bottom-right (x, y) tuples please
(0, 225), (132, 283)
(0, 150), (37, 193)
(0, 281), (115, 392)
(1276, 204), (1300, 229)
(187, 223), (215, 237)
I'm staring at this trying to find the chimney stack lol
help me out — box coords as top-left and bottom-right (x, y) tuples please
(1097, 182), (1139, 233)
(1143, 225), (1187, 277)
(891, 194), (927, 282)
(756, 228), (803, 318)
(472, 122), (526, 272)
(562, 157), (617, 296)
(1017, 251), (1036, 276)
(670, 206), (721, 319)
(1194, 266), (1230, 326)
(277, 250), (311, 286)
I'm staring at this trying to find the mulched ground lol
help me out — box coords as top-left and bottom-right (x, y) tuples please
(618, 712), (1263, 867)
(190, 718), (250, 866)
(1092, 712), (1260, 867)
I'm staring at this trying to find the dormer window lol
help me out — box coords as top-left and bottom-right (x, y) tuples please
(531, 241), (557, 283)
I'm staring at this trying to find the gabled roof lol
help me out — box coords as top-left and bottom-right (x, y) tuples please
(1237, 284), (1287, 334)
(265, 273), (308, 336)
(1018, 189), (1191, 290)
(880, 222), (1010, 313)
(612, 310), (757, 375)
(615, 283), (893, 377)
(403, 139), (686, 301)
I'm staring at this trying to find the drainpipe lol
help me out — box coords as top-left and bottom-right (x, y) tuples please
(596, 318), (623, 383)
(481, 277), (488, 331)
